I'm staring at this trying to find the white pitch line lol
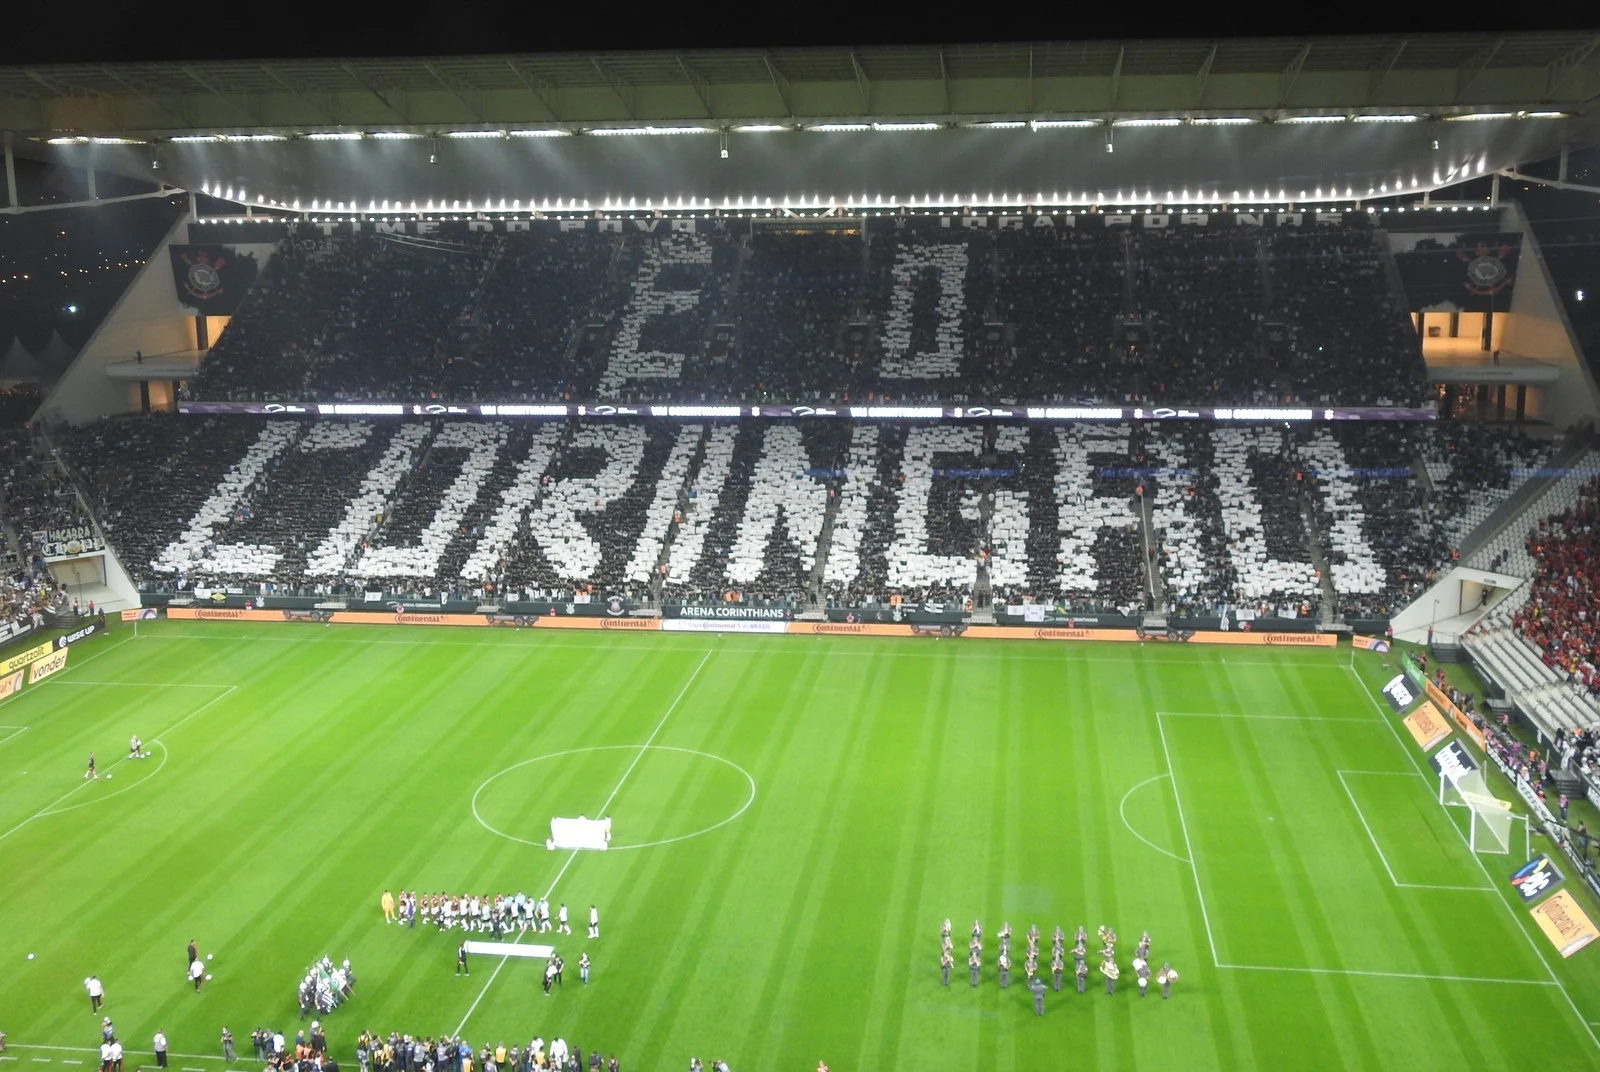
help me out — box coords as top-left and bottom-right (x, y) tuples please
(1338, 770), (1493, 891)
(451, 646), (715, 1036)
(1157, 711), (1374, 723)
(50, 681), (233, 688)
(1338, 770), (1404, 887)
(1344, 663), (1600, 1053)
(1219, 962), (1557, 986)
(0, 684), (233, 844)
(1117, 772), (1191, 864)
(59, 1061), (82, 1065)
(1155, 713), (1221, 968)
(6, 1048), (226, 1064)
(131, 628), (1355, 667)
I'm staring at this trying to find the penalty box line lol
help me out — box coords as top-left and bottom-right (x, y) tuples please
(1344, 662), (1600, 1054)
(1335, 770), (1496, 892)
(0, 684), (237, 846)
(1217, 963), (1558, 986)
(450, 645), (717, 1036)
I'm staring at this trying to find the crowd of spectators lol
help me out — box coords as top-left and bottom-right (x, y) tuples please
(1269, 231), (1424, 406)
(1134, 232), (1274, 405)
(353, 1031), (622, 1072)
(1513, 477), (1600, 697)
(0, 385), (41, 429)
(180, 223), (1427, 409)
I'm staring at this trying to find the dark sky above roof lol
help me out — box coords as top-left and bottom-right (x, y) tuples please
(1, 8), (1594, 66)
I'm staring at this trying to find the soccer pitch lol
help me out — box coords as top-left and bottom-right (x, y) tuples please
(2, 624), (1599, 1072)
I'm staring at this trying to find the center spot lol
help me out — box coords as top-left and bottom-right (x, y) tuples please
(471, 745), (755, 851)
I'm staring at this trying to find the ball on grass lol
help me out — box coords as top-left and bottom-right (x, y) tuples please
(105, 774), (112, 780)
(207, 953), (213, 961)
(205, 973), (212, 981)
(27, 952), (34, 960)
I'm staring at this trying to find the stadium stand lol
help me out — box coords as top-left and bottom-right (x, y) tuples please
(1268, 230), (1423, 406)
(180, 222), (1427, 408)
(730, 233), (862, 400)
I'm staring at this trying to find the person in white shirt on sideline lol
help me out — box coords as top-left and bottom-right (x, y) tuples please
(85, 976), (105, 1011)
(189, 958), (205, 991)
(153, 1032), (168, 1068)
(588, 905), (600, 939)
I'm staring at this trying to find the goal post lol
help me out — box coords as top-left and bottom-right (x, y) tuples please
(1437, 766), (1517, 855)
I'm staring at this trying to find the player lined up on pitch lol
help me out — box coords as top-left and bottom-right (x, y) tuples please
(939, 919), (1178, 1011)
(383, 891), (598, 938)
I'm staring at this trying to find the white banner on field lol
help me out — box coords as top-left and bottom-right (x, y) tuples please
(462, 941), (555, 959)
(551, 816), (612, 850)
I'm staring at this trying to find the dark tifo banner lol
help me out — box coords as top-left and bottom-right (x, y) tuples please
(1392, 232), (1521, 313)
(169, 245), (260, 315)
(828, 606), (967, 625)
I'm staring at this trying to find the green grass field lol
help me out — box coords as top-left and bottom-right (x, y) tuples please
(3, 623), (1600, 1072)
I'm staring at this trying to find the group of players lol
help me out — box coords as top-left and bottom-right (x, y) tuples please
(940, 920), (1178, 1008)
(382, 891), (599, 939)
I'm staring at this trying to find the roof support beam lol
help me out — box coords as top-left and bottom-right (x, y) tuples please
(677, 54), (714, 118)
(1546, 34), (1600, 98)
(504, 59), (561, 121)
(1278, 43), (1312, 108)
(339, 63), (408, 123)
(99, 68), (190, 129)
(258, 65), (335, 125)
(590, 57), (636, 119)
(1366, 38), (1408, 106)
(1109, 44), (1125, 113)
(1196, 42), (1217, 107)
(1454, 36), (1505, 103)
(849, 50), (870, 112)
(24, 68), (70, 96)
(762, 53), (793, 117)
(939, 48), (951, 115)
(422, 61), (487, 124)
(179, 66), (264, 126)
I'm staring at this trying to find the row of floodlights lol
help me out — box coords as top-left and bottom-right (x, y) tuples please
(44, 110), (1569, 145)
(193, 205), (1497, 226)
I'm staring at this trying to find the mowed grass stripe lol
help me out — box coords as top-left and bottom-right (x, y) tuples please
(6, 628), (1600, 1072)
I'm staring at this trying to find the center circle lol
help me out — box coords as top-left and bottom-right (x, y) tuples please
(471, 745), (756, 851)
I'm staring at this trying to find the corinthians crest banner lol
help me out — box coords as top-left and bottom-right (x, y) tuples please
(1391, 232), (1521, 313)
(169, 244), (260, 315)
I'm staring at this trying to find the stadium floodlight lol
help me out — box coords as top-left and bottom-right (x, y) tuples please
(303, 132), (363, 141)
(1190, 117), (1255, 125)
(171, 135), (222, 143)
(1443, 112), (1514, 122)
(1524, 111), (1566, 119)
(733, 124), (790, 133)
(1280, 114), (1345, 124)
(508, 128), (572, 137)
(443, 130), (506, 139)
(808, 123), (872, 132)
(588, 126), (713, 136)
(970, 120), (1026, 129)
(1354, 114), (1420, 123)
(368, 131), (421, 140)
(872, 121), (941, 131)
(1113, 117), (1182, 127)
(1031, 119), (1098, 129)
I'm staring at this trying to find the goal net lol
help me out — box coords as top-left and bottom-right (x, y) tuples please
(1434, 754), (1518, 854)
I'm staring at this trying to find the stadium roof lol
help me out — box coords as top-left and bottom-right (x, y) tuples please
(3, 33), (1599, 136)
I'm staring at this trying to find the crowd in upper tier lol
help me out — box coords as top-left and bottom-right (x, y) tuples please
(182, 223), (1425, 408)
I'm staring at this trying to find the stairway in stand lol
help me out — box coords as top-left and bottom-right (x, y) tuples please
(1299, 498), (1340, 627)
